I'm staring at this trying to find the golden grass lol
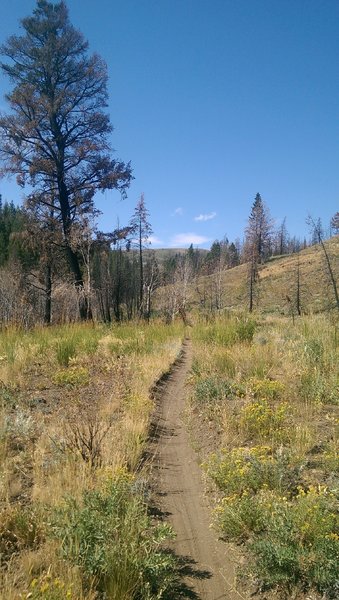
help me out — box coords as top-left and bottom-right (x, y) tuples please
(191, 311), (339, 460)
(0, 320), (184, 598)
(190, 311), (339, 595)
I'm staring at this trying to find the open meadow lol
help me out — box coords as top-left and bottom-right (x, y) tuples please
(189, 312), (338, 598)
(0, 321), (184, 599)
(0, 310), (338, 599)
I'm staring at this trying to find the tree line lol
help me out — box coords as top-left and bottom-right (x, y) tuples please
(0, 189), (337, 325)
(0, 2), (338, 326)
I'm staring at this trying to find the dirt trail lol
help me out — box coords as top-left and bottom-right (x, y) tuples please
(149, 339), (244, 600)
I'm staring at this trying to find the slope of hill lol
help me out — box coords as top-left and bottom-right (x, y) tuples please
(166, 237), (339, 315)
(146, 247), (208, 266)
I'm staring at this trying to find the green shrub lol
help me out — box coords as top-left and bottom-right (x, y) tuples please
(239, 398), (289, 440)
(236, 318), (256, 342)
(250, 486), (339, 596)
(193, 375), (246, 405)
(216, 491), (269, 542)
(217, 485), (339, 596)
(194, 377), (233, 404)
(3, 409), (38, 451)
(248, 377), (285, 400)
(206, 446), (302, 496)
(52, 477), (177, 599)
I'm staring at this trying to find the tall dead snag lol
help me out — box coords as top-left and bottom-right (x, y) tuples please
(307, 216), (339, 312)
(0, 1), (132, 320)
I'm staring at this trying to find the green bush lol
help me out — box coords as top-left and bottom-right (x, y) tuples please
(194, 377), (233, 404)
(217, 485), (339, 597)
(248, 377), (285, 400)
(239, 398), (289, 440)
(216, 491), (268, 542)
(206, 446), (302, 496)
(250, 486), (339, 596)
(52, 477), (177, 599)
(236, 318), (256, 342)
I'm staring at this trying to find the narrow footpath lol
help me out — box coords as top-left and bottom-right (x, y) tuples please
(149, 339), (244, 600)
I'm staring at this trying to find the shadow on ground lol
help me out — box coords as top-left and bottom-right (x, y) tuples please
(162, 549), (212, 599)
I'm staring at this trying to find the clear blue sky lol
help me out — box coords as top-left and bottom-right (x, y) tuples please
(0, 0), (338, 248)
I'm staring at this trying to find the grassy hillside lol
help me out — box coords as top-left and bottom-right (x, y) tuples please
(192, 237), (338, 314)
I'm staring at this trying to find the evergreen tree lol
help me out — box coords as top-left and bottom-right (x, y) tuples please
(0, 1), (132, 319)
(143, 252), (160, 322)
(245, 193), (273, 263)
(330, 212), (339, 234)
(129, 194), (153, 317)
(227, 242), (239, 267)
(187, 244), (201, 274)
(245, 193), (273, 311)
(0, 201), (28, 266)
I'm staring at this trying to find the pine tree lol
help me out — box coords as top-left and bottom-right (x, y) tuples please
(0, 1), (132, 319)
(331, 212), (339, 234)
(245, 193), (273, 263)
(129, 194), (153, 317)
(245, 193), (273, 311)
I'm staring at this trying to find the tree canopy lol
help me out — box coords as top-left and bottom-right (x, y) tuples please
(245, 193), (273, 264)
(0, 0), (132, 318)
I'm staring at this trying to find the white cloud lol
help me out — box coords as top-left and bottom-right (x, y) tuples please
(172, 207), (183, 216)
(194, 211), (217, 222)
(148, 235), (163, 246)
(170, 233), (210, 247)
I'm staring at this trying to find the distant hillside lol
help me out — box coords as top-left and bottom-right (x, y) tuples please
(157, 237), (339, 315)
(146, 247), (208, 266)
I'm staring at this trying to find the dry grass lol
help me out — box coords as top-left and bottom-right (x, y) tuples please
(190, 312), (339, 597)
(0, 321), (184, 598)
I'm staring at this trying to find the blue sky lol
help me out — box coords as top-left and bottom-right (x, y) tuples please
(0, 0), (338, 248)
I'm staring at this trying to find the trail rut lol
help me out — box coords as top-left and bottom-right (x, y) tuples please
(149, 339), (244, 600)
